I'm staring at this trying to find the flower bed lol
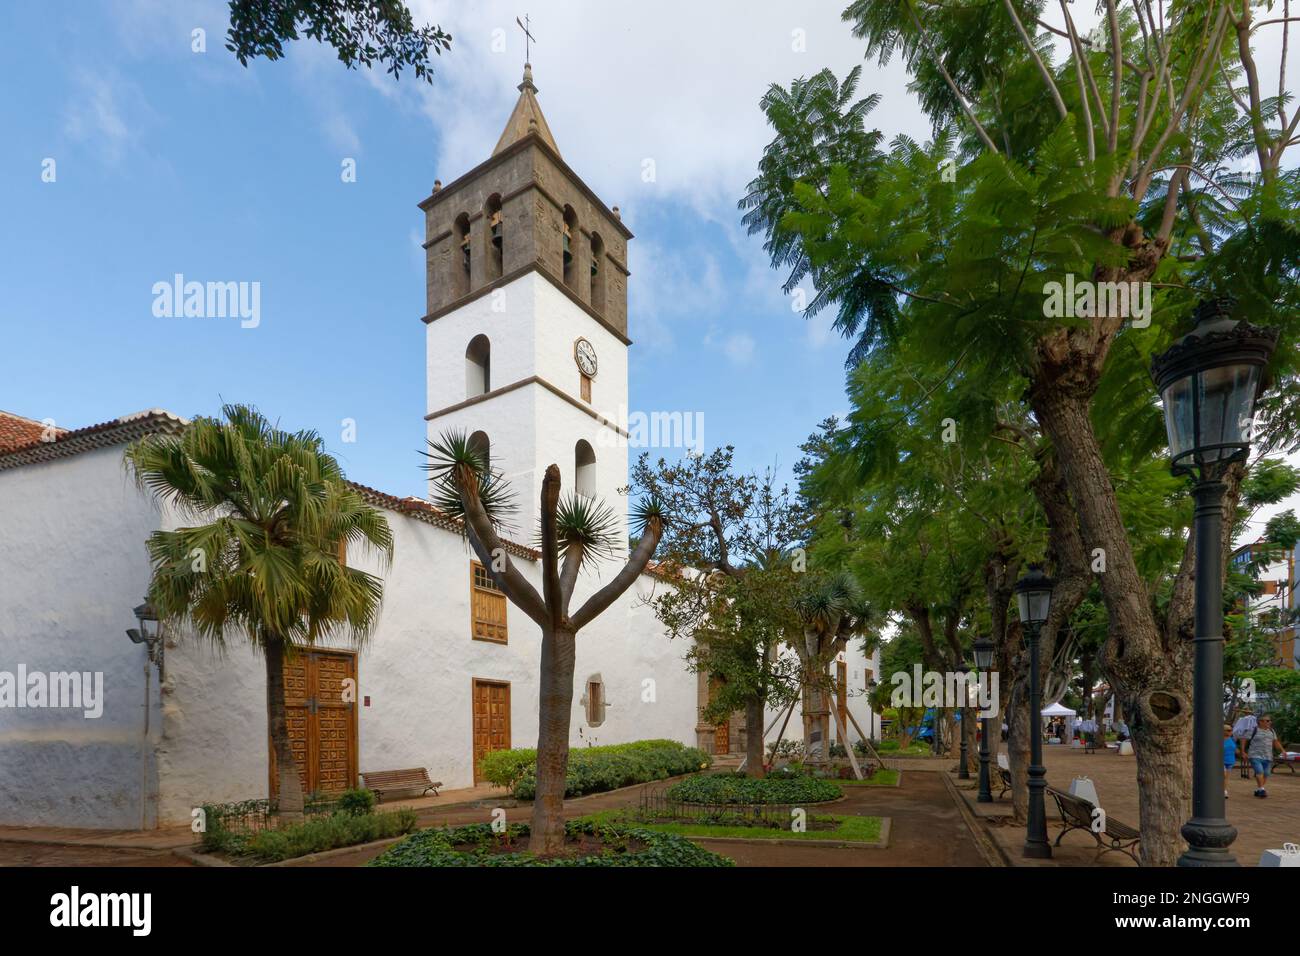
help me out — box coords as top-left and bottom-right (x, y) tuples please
(198, 791), (416, 862)
(666, 771), (842, 805)
(368, 820), (733, 867)
(479, 739), (711, 799)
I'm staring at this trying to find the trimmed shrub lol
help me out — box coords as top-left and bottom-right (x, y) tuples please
(337, 788), (377, 816)
(368, 819), (733, 867)
(482, 739), (711, 799)
(666, 771), (842, 805)
(240, 809), (418, 862)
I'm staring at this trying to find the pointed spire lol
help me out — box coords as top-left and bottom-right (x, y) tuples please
(492, 63), (561, 158)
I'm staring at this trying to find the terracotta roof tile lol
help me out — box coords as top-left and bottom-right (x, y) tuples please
(0, 410), (67, 453)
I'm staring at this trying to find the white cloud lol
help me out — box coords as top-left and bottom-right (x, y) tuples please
(407, 0), (928, 206)
(63, 69), (139, 163)
(703, 325), (756, 366)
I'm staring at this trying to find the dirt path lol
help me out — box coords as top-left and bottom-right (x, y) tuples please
(0, 842), (196, 867)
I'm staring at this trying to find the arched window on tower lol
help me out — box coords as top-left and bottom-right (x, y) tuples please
(590, 231), (606, 314)
(484, 194), (504, 281)
(575, 440), (596, 498)
(465, 335), (491, 398)
(452, 212), (471, 299)
(469, 430), (491, 471)
(562, 205), (578, 290)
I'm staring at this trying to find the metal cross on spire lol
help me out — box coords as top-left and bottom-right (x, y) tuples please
(516, 14), (536, 64)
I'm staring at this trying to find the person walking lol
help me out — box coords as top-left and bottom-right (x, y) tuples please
(1247, 714), (1286, 798)
(1223, 724), (1236, 798)
(1233, 708), (1258, 780)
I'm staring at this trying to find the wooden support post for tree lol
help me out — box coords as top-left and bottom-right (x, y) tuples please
(825, 680), (863, 780)
(765, 697), (799, 771)
(841, 702), (888, 771)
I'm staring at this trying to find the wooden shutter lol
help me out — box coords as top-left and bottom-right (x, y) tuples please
(471, 561), (508, 643)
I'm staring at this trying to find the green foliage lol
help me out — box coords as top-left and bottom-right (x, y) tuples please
(239, 809), (417, 862)
(580, 810), (884, 844)
(666, 771), (842, 805)
(1245, 667), (1300, 743)
(202, 807), (416, 861)
(476, 748), (542, 790)
(633, 448), (806, 725)
(480, 740), (712, 799)
(123, 403), (393, 651)
(368, 820), (734, 867)
(336, 788), (377, 817)
(225, 0), (452, 83)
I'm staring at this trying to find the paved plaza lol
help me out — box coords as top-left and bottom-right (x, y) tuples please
(957, 744), (1300, 866)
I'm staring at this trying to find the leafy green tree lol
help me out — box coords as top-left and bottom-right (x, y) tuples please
(747, 1), (1300, 865)
(634, 448), (804, 777)
(423, 432), (665, 855)
(226, 0), (452, 82)
(124, 405), (393, 819)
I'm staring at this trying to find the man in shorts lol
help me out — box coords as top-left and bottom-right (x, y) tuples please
(1247, 714), (1286, 797)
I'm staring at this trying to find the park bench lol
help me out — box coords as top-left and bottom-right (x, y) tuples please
(1274, 744), (1299, 775)
(1048, 786), (1140, 864)
(994, 764), (1013, 799)
(360, 768), (441, 802)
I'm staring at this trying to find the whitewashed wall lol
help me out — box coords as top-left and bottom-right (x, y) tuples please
(0, 447), (164, 829)
(155, 506), (698, 826)
(761, 644), (882, 754)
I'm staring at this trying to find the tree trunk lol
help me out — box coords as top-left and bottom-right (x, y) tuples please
(265, 637), (304, 821)
(744, 696), (767, 778)
(1008, 670), (1030, 824)
(1033, 386), (1192, 865)
(529, 626), (577, 856)
(961, 706), (977, 773)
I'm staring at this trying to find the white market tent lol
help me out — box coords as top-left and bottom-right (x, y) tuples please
(1041, 702), (1076, 718)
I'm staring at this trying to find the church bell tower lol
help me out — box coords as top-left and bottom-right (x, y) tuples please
(420, 64), (634, 545)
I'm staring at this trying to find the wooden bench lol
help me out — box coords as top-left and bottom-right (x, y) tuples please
(1274, 744), (1299, 775)
(993, 764), (1013, 799)
(1048, 786), (1140, 864)
(360, 768), (441, 801)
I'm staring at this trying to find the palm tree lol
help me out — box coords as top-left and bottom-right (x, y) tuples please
(125, 404), (393, 820)
(423, 430), (665, 855)
(794, 572), (872, 771)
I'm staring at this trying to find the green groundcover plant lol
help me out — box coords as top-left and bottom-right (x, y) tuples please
(202, 807), (417, 862)
(667, 771), (841, 805)
(479, 739), (711, 799)
(368, 820), (733, 867)
(578, 809), (882, 843)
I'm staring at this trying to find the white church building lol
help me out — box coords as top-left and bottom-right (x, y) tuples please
(0, 67), (880, 831)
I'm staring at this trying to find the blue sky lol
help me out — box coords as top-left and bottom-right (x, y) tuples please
(0, 0), (940, 500)
(13, 0), (1289, 537)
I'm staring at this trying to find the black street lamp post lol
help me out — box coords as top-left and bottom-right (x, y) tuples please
(973, 636), (995, 803)
(1015, 565), (1054, 859)
(1151, 297), (1278, 868)
(957, 662), (971, 780)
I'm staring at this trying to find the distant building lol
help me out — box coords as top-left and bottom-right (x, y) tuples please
(1229, 540), (1298, 670)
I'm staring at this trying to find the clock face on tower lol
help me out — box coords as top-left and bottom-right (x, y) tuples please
(574, 338), (597, 377)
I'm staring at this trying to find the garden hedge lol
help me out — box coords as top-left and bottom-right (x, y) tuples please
(666, 772), (842, 805)
(478, 739), (712, 799)
(368, 820), (733, 867)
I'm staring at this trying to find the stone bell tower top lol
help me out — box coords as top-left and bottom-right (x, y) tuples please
(419, 65), (632, 341)
(492, 64), (560, 157)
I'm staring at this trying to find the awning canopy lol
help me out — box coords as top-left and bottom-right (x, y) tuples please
(1041, 702), (1076, 717)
